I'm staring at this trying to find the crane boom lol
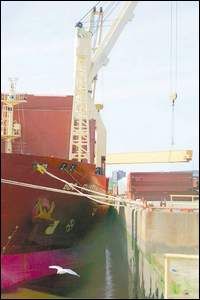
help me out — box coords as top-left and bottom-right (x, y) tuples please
(69, 2), (138, 170)
(89, 1), (138, 85)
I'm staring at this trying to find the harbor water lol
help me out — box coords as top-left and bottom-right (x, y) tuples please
(2, 208), (130, 299)
(2, 205), (199, 299)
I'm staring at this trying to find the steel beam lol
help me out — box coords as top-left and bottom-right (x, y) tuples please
(106, 150), (192, 164)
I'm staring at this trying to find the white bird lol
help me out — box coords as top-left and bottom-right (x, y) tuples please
(49, 265), (80, 277)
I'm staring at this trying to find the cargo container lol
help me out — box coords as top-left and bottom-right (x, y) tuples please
(127, 171), (195, 201)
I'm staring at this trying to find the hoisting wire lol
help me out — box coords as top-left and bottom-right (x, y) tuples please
(103, 1), (121, 21)
(78, 1), (113, 25)
(171, 98), (175, 146)
(169, 1), (178, 146)
(78, 1), (102, 24)
(90, 2), (120, 38)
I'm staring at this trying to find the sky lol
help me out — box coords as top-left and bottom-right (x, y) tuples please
(1, 1), (199, 176)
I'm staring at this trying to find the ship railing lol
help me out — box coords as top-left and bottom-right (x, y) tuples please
(169, 194), (199, 202)
(128, 198), (199, 211)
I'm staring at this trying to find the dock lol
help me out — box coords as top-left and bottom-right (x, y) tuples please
(116, 198), (199, 299)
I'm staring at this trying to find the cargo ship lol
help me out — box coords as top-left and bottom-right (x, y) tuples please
(1, 1), (140, 290)
(1, 1), (108, 265)
(1, 153), (108, 255)
(1, 86), (109, 290)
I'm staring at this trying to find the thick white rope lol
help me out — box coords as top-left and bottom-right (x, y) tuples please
(44, 169), (123, 205)
(1, 178), (127, 207)
(44, 169), (120, 202)
(2, 178), (197, 211)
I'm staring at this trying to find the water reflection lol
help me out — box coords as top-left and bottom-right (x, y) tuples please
(104, 248), (113, 299)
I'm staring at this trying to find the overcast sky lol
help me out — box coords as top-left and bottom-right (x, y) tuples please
(1, 1), (199, 176)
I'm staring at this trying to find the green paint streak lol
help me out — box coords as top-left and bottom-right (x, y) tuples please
(171, 282), (181, 295)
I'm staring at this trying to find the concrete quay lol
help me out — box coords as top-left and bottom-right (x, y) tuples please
(117, 200), (199, 299)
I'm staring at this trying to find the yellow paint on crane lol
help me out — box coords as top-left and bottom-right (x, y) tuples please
(106, 150), (192, 164)
(95, 103), (104, 112)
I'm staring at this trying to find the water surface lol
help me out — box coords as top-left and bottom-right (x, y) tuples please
(2, 208), (129, 299)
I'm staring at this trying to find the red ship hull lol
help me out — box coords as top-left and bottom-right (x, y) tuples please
(1, 153), (109, 255)
(1, 94), (109, 290)
(1, 248), (81, 290)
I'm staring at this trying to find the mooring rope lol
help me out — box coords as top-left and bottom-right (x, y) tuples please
(43, 168), (121, 202)
(1, 178), (129, 207)
(2, 177), (197, 211)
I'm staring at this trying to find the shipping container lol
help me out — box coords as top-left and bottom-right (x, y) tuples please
(127, 171), (195, 201)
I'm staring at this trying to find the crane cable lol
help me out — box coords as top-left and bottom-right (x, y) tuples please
(169, 1), (178, 146)
(90, 2), (121, 38)
(79, 1), (113, 25)
(78, 1), (102, 24)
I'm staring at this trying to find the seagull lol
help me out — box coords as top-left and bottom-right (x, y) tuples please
(49, 265), (80, 277)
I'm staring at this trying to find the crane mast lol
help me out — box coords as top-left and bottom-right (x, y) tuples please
(1, 79), (26, 154)
(69, 1), (138, 170)
(69, 20), (93, 164)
